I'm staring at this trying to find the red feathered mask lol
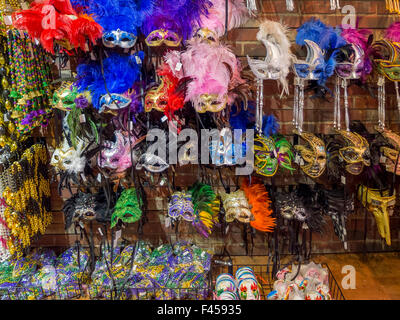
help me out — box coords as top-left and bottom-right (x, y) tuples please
(12, 0), (101, 53)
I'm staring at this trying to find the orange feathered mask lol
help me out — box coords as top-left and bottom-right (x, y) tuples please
(241, 179), (276, 232)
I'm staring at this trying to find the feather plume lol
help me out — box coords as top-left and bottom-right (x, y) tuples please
(189, 182), (220, 238)
(196, 0), (249, 37)
(262, 114), (279, 137)
(75, 52), (143, 110)
(141, 0), (211, 42)
(241, 179), (275, 232)
(70, 14), (103, 50)
(385, 22), (400, 42)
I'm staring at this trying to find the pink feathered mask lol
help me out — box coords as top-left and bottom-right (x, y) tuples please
(195, 0), (249, 38)
(165, 42), (245, 113)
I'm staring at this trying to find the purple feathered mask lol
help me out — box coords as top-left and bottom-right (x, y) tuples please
(141, 0), (211, 46)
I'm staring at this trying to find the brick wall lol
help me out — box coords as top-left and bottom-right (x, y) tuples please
(32, 0), (400, 255)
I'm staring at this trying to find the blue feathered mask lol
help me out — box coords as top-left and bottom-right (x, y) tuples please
(75, 52), (144, 111)
(294, 18), (346, 86)
(82, 0), (154, 48)
(141, 0), (211, 46)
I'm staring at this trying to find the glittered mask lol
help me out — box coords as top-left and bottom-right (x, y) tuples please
(52, 82), (78, 112)
(135, 153), (169, 173)
(193, 27), (219, 44)
(336, 44), (365, 80)
(294, 131), (327, 178)
(51, 137), (86, 174)
(168, 191), (195, 222)
(63, 192), (97, 229)
(357, 186), (396, 246)
(337, 130), (371, 175)
(220, 190), (253, 223)
(376, 126), (400, 175)
(102, 29), (137, 49)
(254, 134), (278, 177)
(373, 40), (400, 81)
(111, 188), (142, 228)
(145, 29), (182, 47)
(97, 130), (137, 173)
(293, 40), (326, 81)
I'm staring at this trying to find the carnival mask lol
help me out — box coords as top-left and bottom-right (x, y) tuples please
(102, 29), (137, 49)
(337, 130), (371, 175)
(294, 131), (327, 178)
(275, 192), (307, 221)
(97, 130), (137, 173)
(293, 40), (326, 82)
(51, 137), (86, 174)
(52, 82), (78, 112)
(168, 191), (195, 222)
(209, 128), (246, 166)
(220, 190), (253, 223)
(145, 28), (182, 47)
(111, 188), (142, 228)
(145, 78), (170, 113)
(357, 186), (396, 246)
(376, 126), (400, 175)
(238, 279), (260, 300)
(373, 40), (400, 81)
(63, 192), (97, 229)
(195, 93), (228, 113)
(99, 93), (132, 113)
(193, 28), (218, 44)
(254, 134), (278, 177)
(336, 44), (365, 80)
(135, 153), (169, 173)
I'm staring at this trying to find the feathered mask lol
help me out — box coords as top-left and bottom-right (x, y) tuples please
(247, 19), (293, 97)
(84, 0), (153, 48)
(165, 42), (245, 113)
(12, 0), (102, 53)
(75, 52), (144, 112)
(142, 0), (211, 46)
(195, 0), (249, 41)
(335, 26), (373, 81)
(294, 18), (346, 86)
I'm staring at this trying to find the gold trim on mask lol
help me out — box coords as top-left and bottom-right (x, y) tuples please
(194, 28), (219, 44)
(376, 126), (400, 175)
(145, 29), (182, 47)
(294, 130), (326, 178)
(195, 93), (228, 113)
(336, 130), (371, 175)
(357, 186), (396, 246)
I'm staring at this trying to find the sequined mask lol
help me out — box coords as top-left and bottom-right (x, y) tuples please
(220, 190), (253, 223)
(168, 191), (195, 222)
(337, 130), (371, 175)
(294, 131), (327, 178)
(145, 29), (182, 47)
(357, 186), (396, 246)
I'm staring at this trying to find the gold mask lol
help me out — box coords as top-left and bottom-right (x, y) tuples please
(195, 93), (228, 113)
(220, 190), (253, 223)
(193, 28), (219, 44)
(337, 130), (371, 175)
(357, 186), (396, 246)
(376, 126), (400, 175)
(145, 77), (170, 113)
(294, 131), (326, 178)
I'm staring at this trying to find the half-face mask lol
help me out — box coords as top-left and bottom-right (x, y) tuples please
(164, 42), (245, 113)
(76, 52), (143, 112)
(247, 20), (292, 96)
(51, 137), (86, 174)
(135, 153), (169, 173)
(335, 44), (365, 80)
(193, 28), (219, 44)
(357, 185), (396, 246)
(144, 62), (185, 121)
(63, 192), (97, 229)
(102, 29), (137, 49)
(141, 0), (210, 47)
(336, 130), (371, 175)
(168, 191), (195, 222)
(111, 188), (142, 228)
(52, 82), (78, 112)
(376, 126), (400, 175)
(275, 191), (307, 221)
(220, 190), (253, 223)
(373, 40), (400, 82)
(97, 130), (137, 173)
(294, 132), (327, 178)
(293, 40), (327, 82)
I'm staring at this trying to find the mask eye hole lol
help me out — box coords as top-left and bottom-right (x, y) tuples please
(317, 156), (325, 161)
(64, 160), (71, 164)
(54, 155), (59, 160)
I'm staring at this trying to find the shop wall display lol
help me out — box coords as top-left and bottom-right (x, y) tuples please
(0, 0), (400, 300)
